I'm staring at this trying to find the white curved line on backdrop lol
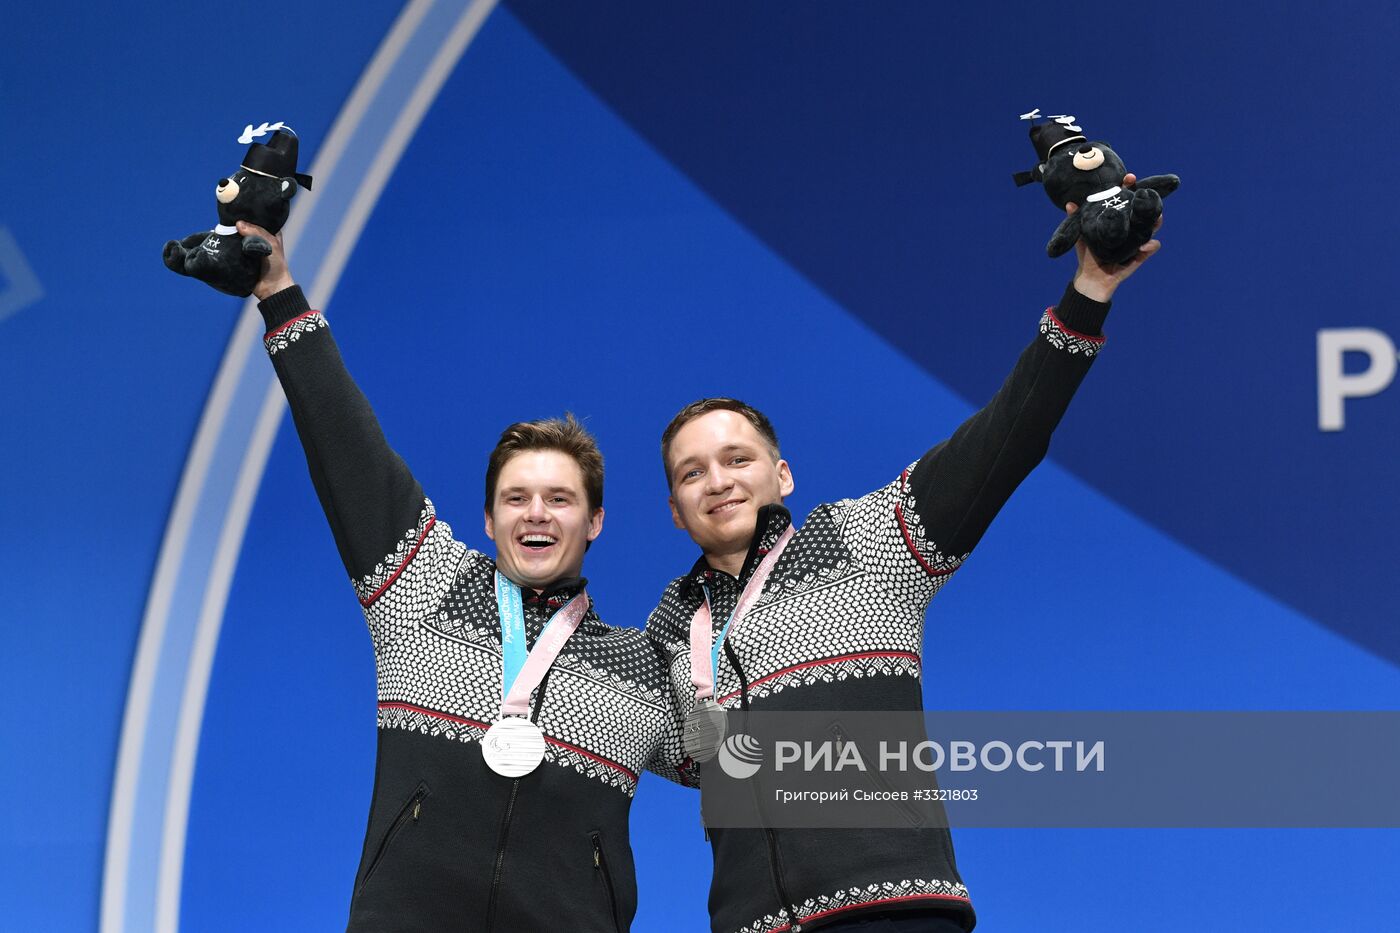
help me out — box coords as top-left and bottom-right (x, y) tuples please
(101, 2), (498, 931)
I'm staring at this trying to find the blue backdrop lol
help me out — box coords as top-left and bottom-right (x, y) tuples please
(4, 2), (1400, 930)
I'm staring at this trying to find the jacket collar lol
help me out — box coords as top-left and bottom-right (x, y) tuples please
(683, 503), (793, 598)
(501, 573), (605, 642)
(523, 575), (589, 612)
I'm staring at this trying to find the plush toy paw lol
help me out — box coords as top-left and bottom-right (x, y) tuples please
(1133, 174), (1181, 198)
(1130, 186), (1162, 218)
(1081, 201), (1139, 265)
(162, 232), (207, 274)
(1127, 188), (1163, 245)
(242, 235), (273, 257)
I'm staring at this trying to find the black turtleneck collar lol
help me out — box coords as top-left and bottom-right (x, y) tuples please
(521, 575), (589, 612)
(506, 574), (600, 646)
(684, 503), (793, 597)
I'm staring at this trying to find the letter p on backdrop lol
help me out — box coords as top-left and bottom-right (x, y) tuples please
(1317, 328), (1398, 431)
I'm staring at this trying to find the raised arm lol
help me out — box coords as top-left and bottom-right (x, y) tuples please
(839, 185), (1161, 598)
(244, 221), (462, 640)
(902, 280), (1107, 557)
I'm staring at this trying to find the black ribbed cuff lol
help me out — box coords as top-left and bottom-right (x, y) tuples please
(1055, 282), (1110, 337)
(258, 284), (312, 331)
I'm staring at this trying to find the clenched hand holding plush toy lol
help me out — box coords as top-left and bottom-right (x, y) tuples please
(163, 123), (313, 297)
(1015, 111), (1178, 266)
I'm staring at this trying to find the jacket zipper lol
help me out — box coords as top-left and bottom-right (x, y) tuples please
(358, 783), (428, 892)
(590, 831), (622, 933)
(724, 640), (803, 932)
(484, 779), (520, 931)
(484, 669), (553, 932)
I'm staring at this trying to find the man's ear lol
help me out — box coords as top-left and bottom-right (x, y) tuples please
(777, 459), (795, 499)
(484, 508), (496, 543)
(587, 507), (605, 542)
(669, 496), (685, 530)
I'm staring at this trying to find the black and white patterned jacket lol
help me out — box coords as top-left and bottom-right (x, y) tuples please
(646, 284), (1111, 933)
(259, 285), (686, 932)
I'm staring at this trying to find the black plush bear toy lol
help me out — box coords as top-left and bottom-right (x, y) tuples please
(163, 123), (313, 297)
(1014, 111), (1178, 265)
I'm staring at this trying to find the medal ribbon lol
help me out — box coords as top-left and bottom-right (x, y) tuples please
(689, 524), (795, 702)
(495, 571), (590, 717)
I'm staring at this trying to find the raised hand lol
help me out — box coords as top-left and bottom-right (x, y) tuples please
(236, 220), (296, 301)
(1067, 173), (1163, 303)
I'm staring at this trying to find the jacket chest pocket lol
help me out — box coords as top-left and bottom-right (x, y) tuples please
(589, 830), (622, 933)
(359, 781), (432, 892)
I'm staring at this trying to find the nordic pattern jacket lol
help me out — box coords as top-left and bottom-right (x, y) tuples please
(258, 286), (687, 932)
(645, 284), (1111, 933)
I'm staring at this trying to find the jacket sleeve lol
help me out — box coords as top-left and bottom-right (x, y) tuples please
(641, 605), (702, 789)
(259, 285), (465, 647)
(641, 695), (700, 789)
(838, 282), (1109, 606)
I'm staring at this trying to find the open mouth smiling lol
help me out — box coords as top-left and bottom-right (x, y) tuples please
(519, 534), (558, 550)
(708, 499), (745, 516)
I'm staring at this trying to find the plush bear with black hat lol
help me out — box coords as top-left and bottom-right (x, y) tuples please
(1014, 110), (1178, 265)
(163, 122), (313, 297)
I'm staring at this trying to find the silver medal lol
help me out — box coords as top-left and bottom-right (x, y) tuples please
(482, 717), (546, 777)
(683, 698), (728, 762)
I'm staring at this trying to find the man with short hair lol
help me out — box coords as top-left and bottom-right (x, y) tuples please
(646, 205), (1161, 932)
(241, 221), (685, 931)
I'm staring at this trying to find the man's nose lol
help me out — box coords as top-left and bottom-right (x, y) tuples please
(524, 495), (548, 519)
(704, 464), (732, 494)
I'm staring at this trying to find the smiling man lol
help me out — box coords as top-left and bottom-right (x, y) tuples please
(485, 444), (603, 588)
(646, 211), (1161, 933)
(240, 222), (685, 931)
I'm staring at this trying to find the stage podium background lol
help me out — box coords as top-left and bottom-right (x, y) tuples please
(4, 2), (1400, 930)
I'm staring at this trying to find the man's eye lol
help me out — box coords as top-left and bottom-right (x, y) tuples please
(732, 457), (750, 465)
(550, 497), (568, 505)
